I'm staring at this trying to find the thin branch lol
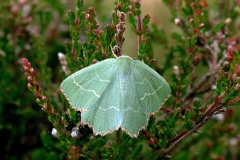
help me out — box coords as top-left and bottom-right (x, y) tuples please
(161, 102), (224, 158)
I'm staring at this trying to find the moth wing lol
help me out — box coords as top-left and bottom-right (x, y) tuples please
(132, 60), (171, 113)
(61, 59), (116, 110)
(81, 74), (122, 135)
(120, 73), (148, 138)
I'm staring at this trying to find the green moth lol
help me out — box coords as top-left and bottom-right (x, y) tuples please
(61, 55), (171, 137)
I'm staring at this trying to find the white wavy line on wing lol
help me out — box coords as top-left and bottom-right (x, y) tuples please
(73, 77), (100, 97)
(140, 81), (164, 100)
(136, 78), (147, 84)
(100, 105), (120, 111)
(95, 73), (110, 83)
(99, 105), (141, 113)
(123, 106), (140, 112)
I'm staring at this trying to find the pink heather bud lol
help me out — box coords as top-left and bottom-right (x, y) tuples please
(199, 23), (204, 28)
(191, 2), (196, 7)
(93, 29), (100, 35)
(173, 66), (179, 77)
(149, 138), (156, 145)
(27, 62), (31, 67)
(11, 5), (19, 14)
(42, 105), (48, 111)
(71, 48), (76, 59)
(42, 96), (47, 101)
(232, 74), (237, 81)
(27, 83), (32, 89)
(75, 16), (79, 27)
(193, 27), (198, 34)
(27, 76), (33, 82)
(228, 45), (233, 54)
(70, 146), (80, 152)
(189, 18), (194, 24)
(227, 45), (234, 62)
(236, 65), (240, 76)
(201, 0), (208, 8)
(30, 68), (35, 75)
(225, 18), (232, 25)
(228, 54), (233, 61)
(151, 59), (157, 63)
(33, 91), (42, 99)
(23, 66), (29, 71)
(174, 18), (181, 25)
(19, 0), (28, 5)
(86, 14), (90, 19)
(22, 58), (28, 65)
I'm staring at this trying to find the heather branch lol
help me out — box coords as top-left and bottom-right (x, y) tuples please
(112, 11), (126, 57)
(182, 56), (226, 103)
(160, 87), (240, 158)
(136, 0), (142, 51)
(22, 58), (69, 141)
(161, 101), (225, 158)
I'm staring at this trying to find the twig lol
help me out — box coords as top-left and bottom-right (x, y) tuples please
(161, 102), (224, 158)
(112, 11), (126, 57)
(182, 56), (226, 102)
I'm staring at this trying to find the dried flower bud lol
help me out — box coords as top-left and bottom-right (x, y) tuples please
(51, 128), (58, 138)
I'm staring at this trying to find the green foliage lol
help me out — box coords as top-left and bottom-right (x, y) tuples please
(1, 0), (240, 159)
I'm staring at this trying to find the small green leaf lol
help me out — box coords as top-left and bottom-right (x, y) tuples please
(212, 22), (225, 34)
(142, 14), (150, 30)
(222, 90), (238, 103)
(131, 144), (143, 158)
(127, 12), (137, 30)
(216, 81), (223, 95)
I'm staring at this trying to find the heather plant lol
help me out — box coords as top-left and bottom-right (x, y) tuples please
(1, 0), (240, 159)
